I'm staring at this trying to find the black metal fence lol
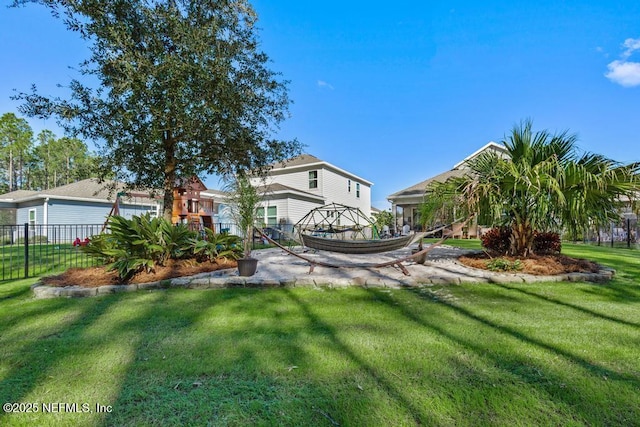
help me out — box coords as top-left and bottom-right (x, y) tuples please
(0, 222), (299, 282)
(0, 223), (105, 281)
(581, 218), (640, 249)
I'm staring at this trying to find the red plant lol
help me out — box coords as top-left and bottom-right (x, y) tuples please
(481, 227), (511, 255)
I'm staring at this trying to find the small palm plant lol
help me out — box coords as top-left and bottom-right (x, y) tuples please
(224, 173), (261, 259)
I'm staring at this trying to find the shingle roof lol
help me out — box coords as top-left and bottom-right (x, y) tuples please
(388, 168), (466, 199)
(43, 179), (125, 200)
(387, 142), (507, 201)
(0, 179), (159, 203)
(269, 154), (373, 186)
(0, 189), (39, 200)
(271, 154), (323, 169)
(257, 182), (321, 199)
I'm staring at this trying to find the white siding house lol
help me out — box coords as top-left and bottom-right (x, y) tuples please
(249, 154), (374, 226)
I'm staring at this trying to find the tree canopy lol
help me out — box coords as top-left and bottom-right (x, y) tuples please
(421, 120), (640, 256)
(11, 0), (302, 220)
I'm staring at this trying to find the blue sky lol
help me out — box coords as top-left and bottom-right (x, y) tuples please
(1, 1), (639, 208)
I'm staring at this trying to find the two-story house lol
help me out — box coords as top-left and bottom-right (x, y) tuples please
(248, 154), (373, 227)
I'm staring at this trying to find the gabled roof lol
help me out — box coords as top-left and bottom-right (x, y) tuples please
(0, 179), (159, 205)
(452, 141), (506, 169)
(175, 176), (207, 192)
(387, 169), (467, 199)
(388, 141), (506, 203)
(269, 154), (374, 186)
(40, 179), (125, 200)
(273, 154), (323, 168)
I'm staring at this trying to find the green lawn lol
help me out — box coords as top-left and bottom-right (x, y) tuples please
(1, 243), (100, 281)
(0, 243), (638, 426)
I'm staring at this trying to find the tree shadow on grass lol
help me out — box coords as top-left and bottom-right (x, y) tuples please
(493, 283), (640, 328)
(0, 285), (31, 302)
(0, 293), (123, 425)
(579, 279), (640, 302)
(281, 289), (438, 426)
(102, 288), (349, 426)
(365, 287), (640, 425)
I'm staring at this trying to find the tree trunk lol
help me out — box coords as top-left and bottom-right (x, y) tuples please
(8, 149), (13, 191)
(510, 220), (535, 257)
(162, 131), (176, 223)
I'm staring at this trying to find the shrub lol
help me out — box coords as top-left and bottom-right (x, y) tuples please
(82, 215), (198, 280)
(533, 231), (561, 254)
(481, 227), (511, 255)
(160, 220), (197, 260)
(81, 233), (118, 263)
(192, 229), (243, 262)
(486, 258), (523, 272)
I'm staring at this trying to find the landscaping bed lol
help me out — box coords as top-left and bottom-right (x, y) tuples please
(458, 252), (601, 275)
(41, 258), (237, 287)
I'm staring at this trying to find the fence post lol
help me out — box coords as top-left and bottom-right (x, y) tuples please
(24, 223), (29, 279)
(611, 222), (614, 248)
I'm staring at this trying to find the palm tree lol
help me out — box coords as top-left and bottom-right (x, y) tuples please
(424, 120), (639, 256)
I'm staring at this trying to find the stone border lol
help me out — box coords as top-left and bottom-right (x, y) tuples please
(30, 265), (616, 299)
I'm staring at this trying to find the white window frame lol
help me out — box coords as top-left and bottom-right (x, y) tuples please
(256, 206), (278, 226)
(356, 183), (360, 198)
(28, 208), (37, 225)
(309, 170), (318, 189)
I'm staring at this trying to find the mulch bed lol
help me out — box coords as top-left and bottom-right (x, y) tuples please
(42, 258), (237, 288)
(458, 253), (601, 275)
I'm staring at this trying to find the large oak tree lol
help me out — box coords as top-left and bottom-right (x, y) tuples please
(12, 0), (301, 220)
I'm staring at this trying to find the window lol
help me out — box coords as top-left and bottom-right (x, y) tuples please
(28, 209), (36, 225)
(348, 179), (351, 193)
(187, 199), (199, 213)
(256, 206), (278, 226)
(356, 183), (360, 198)
(309, 170), (318, 189)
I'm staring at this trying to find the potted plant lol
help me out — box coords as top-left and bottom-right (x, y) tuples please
(225, 174), (262, 276)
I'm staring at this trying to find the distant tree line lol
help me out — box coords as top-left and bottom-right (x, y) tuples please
(0, 112), (97, 193)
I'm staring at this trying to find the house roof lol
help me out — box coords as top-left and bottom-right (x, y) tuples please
(388, 142), (506, 203)
(0, 189), (39, 201)
(274, 154), (323, 168)
(0, 179), (159, 205)
(205, 183), (325, 204)
(269, 154), (374, 186)
(387, 169), (467, 199)
(452, 141), (506, 169)
(259, 183), (324, 201)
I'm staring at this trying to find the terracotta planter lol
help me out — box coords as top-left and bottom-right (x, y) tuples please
(237, 257), (258, 276)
